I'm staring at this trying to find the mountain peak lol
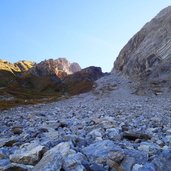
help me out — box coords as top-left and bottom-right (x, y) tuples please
(29, 58), (81, 78)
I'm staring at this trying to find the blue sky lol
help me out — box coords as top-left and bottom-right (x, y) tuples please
(0, 1), (170, 72)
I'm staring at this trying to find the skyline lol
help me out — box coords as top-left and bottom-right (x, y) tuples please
(0, 1), (171, 72)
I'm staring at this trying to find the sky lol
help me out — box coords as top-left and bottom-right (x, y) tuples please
(0, 1), (171, 72)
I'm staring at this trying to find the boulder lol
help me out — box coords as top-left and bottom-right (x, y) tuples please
(152, 149), (171, 171)
(1, 163), (34, 171)
(10, 145), (46, 165)
(33, 152), (62, 171)
(11, 126), (23, 135)
(33, 142), (75, 171)
(82, 140), (122, 164)
(63, 152), (87, 171)
(122, 131), (151, 141)
(0, 138), (17, 147)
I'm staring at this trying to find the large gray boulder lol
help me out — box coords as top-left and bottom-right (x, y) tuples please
(82, 140), (122, 163)
(33, 142), (75, 171)
(10, 145), (46, 165)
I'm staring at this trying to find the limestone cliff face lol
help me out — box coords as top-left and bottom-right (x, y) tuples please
(29, 58), (81, 79)
(112, 6), (171, 83)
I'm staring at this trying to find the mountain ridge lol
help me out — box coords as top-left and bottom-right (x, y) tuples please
(0, 58), (104, 109)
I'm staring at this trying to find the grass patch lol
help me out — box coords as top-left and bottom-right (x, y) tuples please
(0, 97), (58, 110)
(0, 87), (64, 110)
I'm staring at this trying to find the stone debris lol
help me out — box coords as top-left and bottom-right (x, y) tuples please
(0, 74), (171, 171)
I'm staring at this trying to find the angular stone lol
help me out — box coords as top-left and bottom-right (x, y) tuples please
(122, 132), (151, 141)
(47, 142), (75, 158)
(11, 126), (23, 135)
(138, 142), (160, 155)
(33, 142), (75, 171)
(166, 129), (171, 134)
(1, 163), (34, 171)
(0, 150), (7, 160)
(132, 164), (143, 171)
(0, 159), (10, 167)
(124, 149), (148, 164)
(0, 138), (17, 147)
(138, 163), (156, 171)
(33, 152), (62, 171)
(138, 144), (150, 153)
(63, 152), (87, 171)
(87, 129), (103, 140)
(166, 135), (171, 146)
(10, 145), (46, 165)
(106, 159), (123, 171)
(121, 157), (136, 171)
(63, 158), (85, 171)
(63, 135), (88, 148)
(90, 163), (107, 171)
(106, 128), (120, 140)
(82, 140), (121, 163)
(152, 149), (171, 171)
(107, 151), (125, 163)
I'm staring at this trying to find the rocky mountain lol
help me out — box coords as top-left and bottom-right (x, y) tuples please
(16, 65), (103, 96)
(0, 58), (81, 88)
(0, 58), (104, 107)
(16, 58), (104, 95)
(0, 60), (34, 87)
(63, 66), (104, 95)
(15, 58), (82, 93)
(28, 58), (81, 78)
(112, 6), (171, 92)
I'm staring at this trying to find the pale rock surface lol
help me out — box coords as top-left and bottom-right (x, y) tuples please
(10, 145), (46, 165)
(112, 6), (171, 93)
(29, 58), (81, 78)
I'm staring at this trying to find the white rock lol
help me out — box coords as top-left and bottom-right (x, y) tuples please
(46, 142), (75, 158)
(10, 145), (46, 165)
(132, 164), (143, 171)
(138, 144), (150, 153)
(166, 129), (171, 134)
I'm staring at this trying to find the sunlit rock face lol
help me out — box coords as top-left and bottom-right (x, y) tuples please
(112, 6), (171, 83)
(29, 58), (81, 79)
(0, 60), (34, 87)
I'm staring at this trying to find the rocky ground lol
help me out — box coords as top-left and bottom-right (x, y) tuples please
(0, 74), (171, 171)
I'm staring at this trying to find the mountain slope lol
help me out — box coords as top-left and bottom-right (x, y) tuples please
(112, 6), (171, 84)
(0, 60), (34, 87)
(0, 58), (104, 109)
